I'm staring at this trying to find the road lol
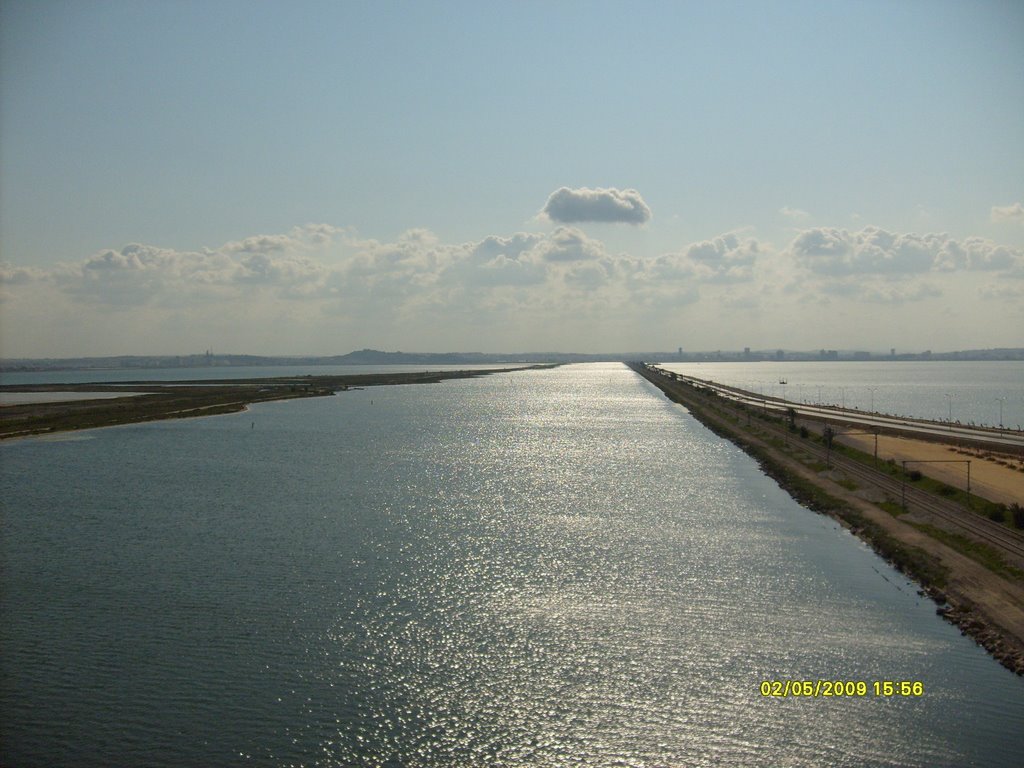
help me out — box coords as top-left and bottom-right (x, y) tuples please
(648, 365), (1024, 452)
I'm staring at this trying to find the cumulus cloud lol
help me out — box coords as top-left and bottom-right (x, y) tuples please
(780, 206), (810, 221)
(0, 264), (48, 285)
(634, 232), (763, 286)
(470, 233), (544, 263)
(222, 224), (348, 254)
(43, 224), (346, 307)
(789, 227), (1024, 275)
(821, 278), (943, 304)
(6, 218), (1021, 356)
(541, 186), (652, 225)
(536, 226), (607, 262)
(683, 233), (760, 282)
(979, 283), (1024, 301)
(991, 202), (1024, 223)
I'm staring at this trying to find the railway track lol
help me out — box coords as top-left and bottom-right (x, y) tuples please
(634, 364), (1024, 564)
(796, 429), (1024, 562)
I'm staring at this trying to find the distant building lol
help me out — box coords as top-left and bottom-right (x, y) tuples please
(775, 349), (785, 360)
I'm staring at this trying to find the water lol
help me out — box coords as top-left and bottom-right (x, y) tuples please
(2, 363), (1022, 766)
(662, 361), (1024, 430)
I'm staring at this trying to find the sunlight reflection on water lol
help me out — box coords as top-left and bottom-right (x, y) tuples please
(1, 363), (1022, 766)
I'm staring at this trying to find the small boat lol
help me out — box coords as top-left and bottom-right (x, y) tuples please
(779, 379), (787, 384)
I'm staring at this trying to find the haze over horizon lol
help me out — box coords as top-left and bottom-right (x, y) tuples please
(2, 1), (1022, 359)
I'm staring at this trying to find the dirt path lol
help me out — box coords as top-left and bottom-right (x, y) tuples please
(839, 433), (1024, 506)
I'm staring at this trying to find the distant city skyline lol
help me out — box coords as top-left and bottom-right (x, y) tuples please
(1, 1), (1022, 357)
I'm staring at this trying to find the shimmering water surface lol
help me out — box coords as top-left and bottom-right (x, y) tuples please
(2, 363), (1022, 766)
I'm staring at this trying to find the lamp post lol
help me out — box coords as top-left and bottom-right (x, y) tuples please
(996, 397), (1005, 429)
(868, 386), (877, 413)
(945, 393), (954, 430)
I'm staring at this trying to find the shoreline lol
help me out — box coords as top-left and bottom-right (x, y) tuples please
(628, 362), (1024, 676)
(0, 365), (552, 440)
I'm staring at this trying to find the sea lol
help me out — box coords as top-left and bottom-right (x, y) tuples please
(1, 362), (1023, 767)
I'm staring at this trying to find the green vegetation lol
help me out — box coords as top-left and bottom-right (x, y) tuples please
(822, 436), (1014, 527)
(909, 524), (1024, 583)
(1011, 503), (1024, 530)
(879, 501), (907, 517)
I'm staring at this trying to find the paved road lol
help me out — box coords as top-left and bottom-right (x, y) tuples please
(647, 365), (1024, 452)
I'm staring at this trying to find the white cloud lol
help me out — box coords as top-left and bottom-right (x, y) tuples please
(537, 226), (607, 262)
(780, 206), (810, 221)
(0, 264), (48, 285)
(682, 233), (760, 283)
(541, 186), (652, 225)
(3, 220), (1022, 356)
(789, 226), (1024, 275)
(222, 224), (349, 254)
(991, 202), (1024, 223)
(979, 283), (1024, 302)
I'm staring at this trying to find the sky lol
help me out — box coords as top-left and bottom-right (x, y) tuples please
(1, 0), (1022, 358)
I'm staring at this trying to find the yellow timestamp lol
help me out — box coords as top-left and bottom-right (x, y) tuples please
(760, 680), (925, 698)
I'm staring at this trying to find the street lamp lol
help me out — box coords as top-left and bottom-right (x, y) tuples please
(996, 397), (1005, 429)
(945, 393), (954, 430)
(868, 386), (877, 413)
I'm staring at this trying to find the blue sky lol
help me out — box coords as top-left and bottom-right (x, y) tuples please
(1, 0), (1022, 356)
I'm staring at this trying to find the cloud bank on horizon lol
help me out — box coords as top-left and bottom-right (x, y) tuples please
(3, 187), (1022, 357)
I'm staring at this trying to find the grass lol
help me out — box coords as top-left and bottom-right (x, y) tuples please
(879, 501), (907, 517)
(909, 523), (1024, 583)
